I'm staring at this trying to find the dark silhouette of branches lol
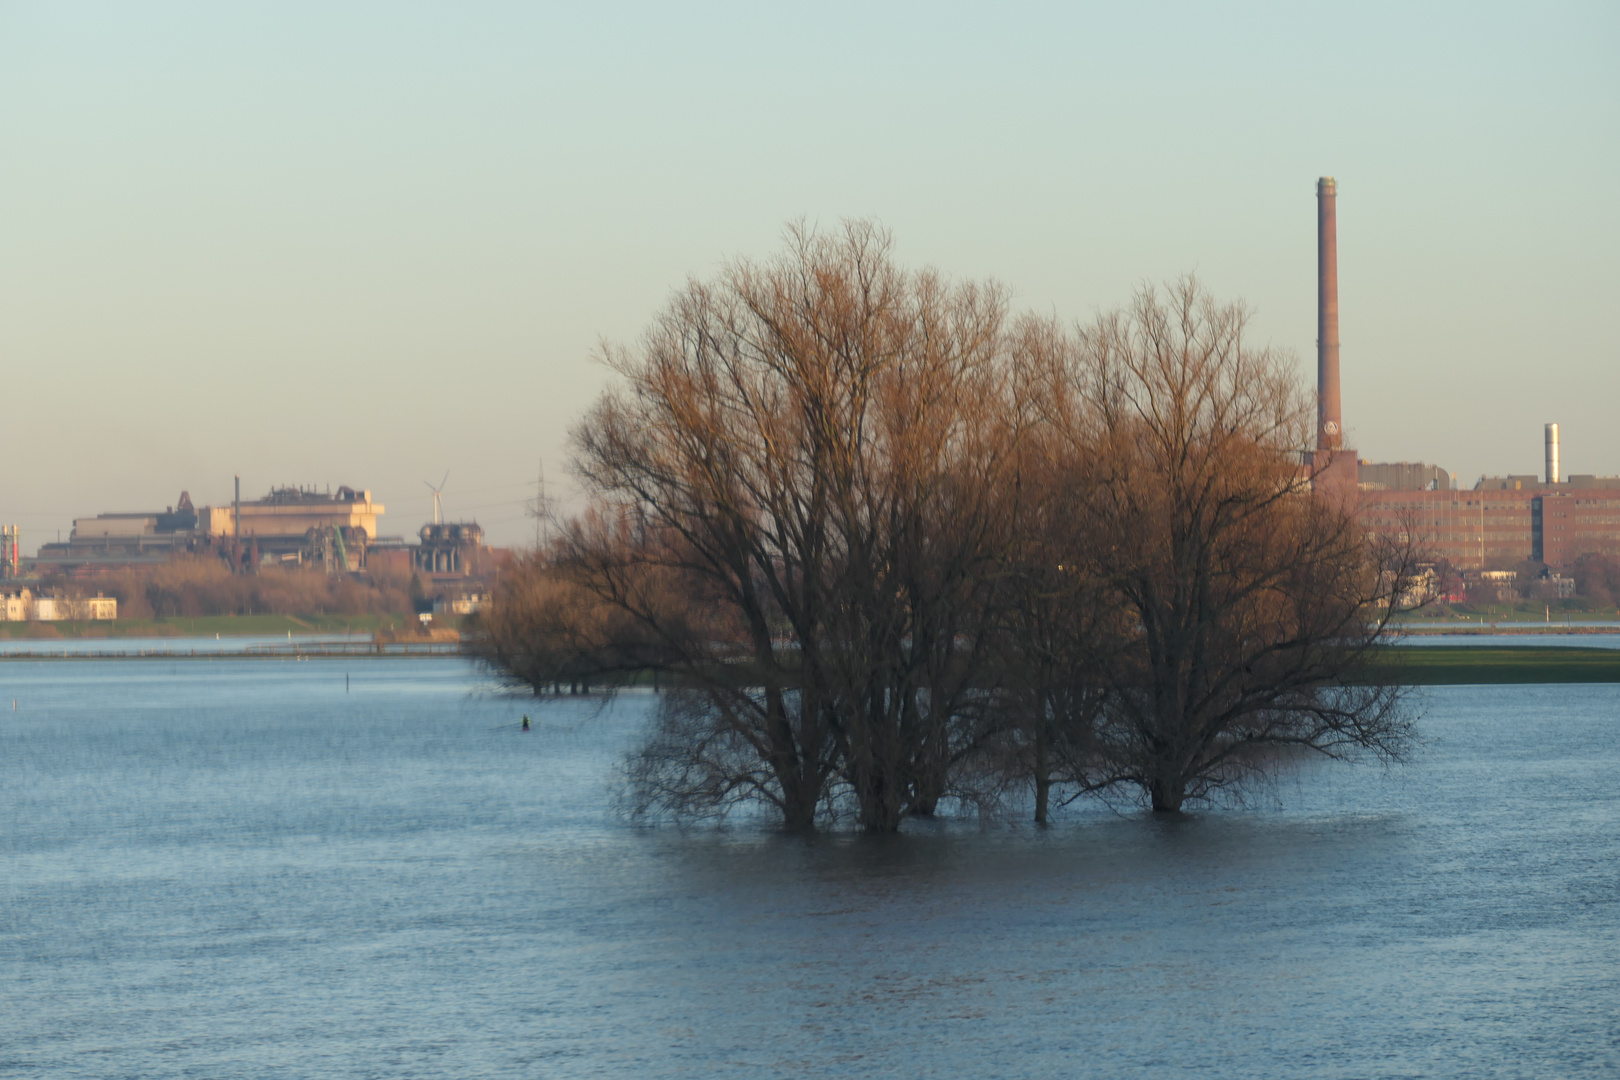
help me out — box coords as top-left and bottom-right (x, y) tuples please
(477, 232), (1421, 829)
(1027, 279), (1420, 812)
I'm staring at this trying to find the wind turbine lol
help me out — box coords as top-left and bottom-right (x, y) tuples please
(424, 472), (449, 525)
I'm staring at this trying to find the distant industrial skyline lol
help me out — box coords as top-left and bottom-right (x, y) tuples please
(3, 2), (1616, 547)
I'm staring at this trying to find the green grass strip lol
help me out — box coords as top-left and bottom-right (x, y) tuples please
(1364, 646), (1620, 685)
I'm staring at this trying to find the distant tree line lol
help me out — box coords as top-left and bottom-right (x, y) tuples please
(1443, 554), (1620, 609)
(469, 222), (1423, 831)
(92, 557), (416, 619)
(1572, 555), (1620, 606)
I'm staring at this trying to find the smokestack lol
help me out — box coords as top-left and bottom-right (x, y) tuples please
(1546, 423), (1560, 485)
(1317, 177), (1341, 451)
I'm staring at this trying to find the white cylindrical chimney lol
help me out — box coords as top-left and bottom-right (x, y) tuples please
(1545, 423), (1560, 485)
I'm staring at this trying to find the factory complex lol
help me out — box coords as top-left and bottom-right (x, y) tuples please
(0, 478), (506, 622)
(1308, 177), (1620, 592)
(1356, 432), (1620, 573)
(21, 481), (501, 579)
(3, 178), (1616, 617)
(25, 485), (385, 574)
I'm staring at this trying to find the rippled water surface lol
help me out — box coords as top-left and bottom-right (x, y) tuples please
(2, 659), (1616, 1078)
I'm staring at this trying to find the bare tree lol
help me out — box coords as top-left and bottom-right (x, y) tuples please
(799, 263), (1022, 828)
(478, 235), (1422, 829)
(467, 534), (691, 695)
(567, 221), (1019, 832)
(985, 316), (1115, 823)
(1044, 279), (1419, 812)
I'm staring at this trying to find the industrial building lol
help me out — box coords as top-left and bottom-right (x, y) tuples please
(29, 483), (386, 574)
(1, 525), (20, 579)
(1356, 428), (1620, 571)
(15, 479), (506, 590)
(1307, 179), (1619, 573)
(368, 522), (498, 582)
(1310, 178), (1620, 573)
(203, 483), (384, 572)
(0, 588), (117, 621)
(30, 492), (203, 570)
(6, 177), (1612, 592)
(1357, 461), (1451, 492)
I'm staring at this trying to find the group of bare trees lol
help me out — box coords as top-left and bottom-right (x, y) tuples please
(471, 222), (1421, 831)
(93, 557), (415, 619)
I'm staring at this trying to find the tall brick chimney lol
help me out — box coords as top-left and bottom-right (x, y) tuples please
(1312, 177), (1356, 503)
(1317, 177), (1341, 451)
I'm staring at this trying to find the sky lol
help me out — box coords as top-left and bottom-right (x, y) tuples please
(2, 1), (1616, 548)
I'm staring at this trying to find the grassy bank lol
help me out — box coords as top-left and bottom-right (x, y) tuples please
(1392, 604), (1620, 625)
(5, 626), (1614, 683)
(1366, 646), (1620, 684)
(573, 647), (1620, 689)
(0, 613), (419, 639)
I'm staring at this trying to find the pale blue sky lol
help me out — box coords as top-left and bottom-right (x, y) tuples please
(3, 2), (1616, 546)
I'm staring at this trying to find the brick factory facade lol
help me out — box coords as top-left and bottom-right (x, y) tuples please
(1358, 482), (1620, 571)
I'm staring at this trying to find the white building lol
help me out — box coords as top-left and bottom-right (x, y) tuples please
(1, 591), (117, 621)
(1, 588), (33, 621)
(433, 592), (488, 616)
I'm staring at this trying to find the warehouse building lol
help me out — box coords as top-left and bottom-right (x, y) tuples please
(1357, 426), (1620, 570)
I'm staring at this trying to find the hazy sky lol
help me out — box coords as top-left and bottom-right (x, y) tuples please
(3, 2), (1616, 547)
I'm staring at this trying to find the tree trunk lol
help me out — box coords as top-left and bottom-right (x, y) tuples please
(908, 756), (946, 816)
(1033, 724), (1051, 825)
(779, 782), (820, 833)
(1149, 776), (1185, 813)
(857, 771), (906, 833)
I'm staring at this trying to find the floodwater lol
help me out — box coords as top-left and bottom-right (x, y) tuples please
(2, 659), (1616, 1078)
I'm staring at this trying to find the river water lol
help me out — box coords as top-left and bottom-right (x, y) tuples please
(0, 634), (385, 657)
(2, 659), (1616, 1078)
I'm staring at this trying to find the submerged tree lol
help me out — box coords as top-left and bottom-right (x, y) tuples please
(468, 539), (692, 695)
(1043, 279), (1420, 812)
(477, 230), (1420, 828)
(563, 221), (1021, 831)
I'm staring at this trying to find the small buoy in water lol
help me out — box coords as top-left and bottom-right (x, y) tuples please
(521, 715), (531, 732)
